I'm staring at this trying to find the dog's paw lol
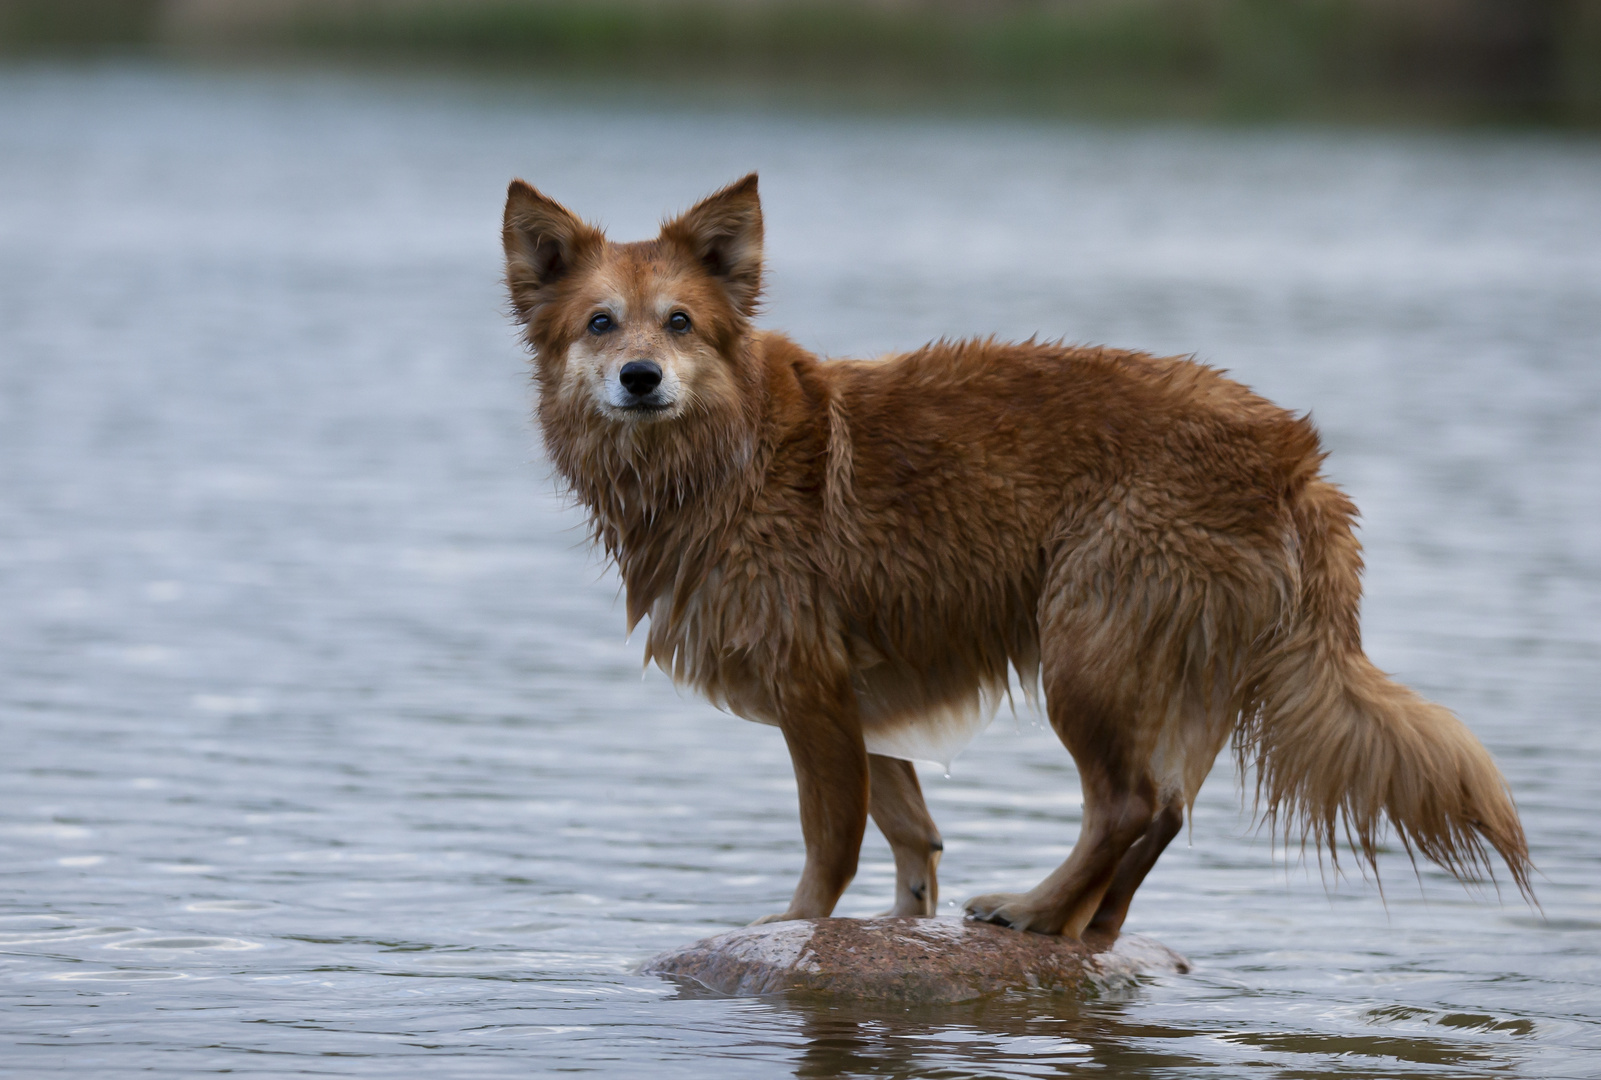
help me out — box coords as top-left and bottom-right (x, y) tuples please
(963, 891), (1024, 927)
(748, 911), (800, 926)
(964, 892), (1059, 934)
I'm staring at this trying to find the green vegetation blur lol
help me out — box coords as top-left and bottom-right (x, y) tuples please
(3, 0), (1598, 123)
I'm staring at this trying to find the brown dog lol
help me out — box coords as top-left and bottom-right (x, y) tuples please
(503, 173), (1531, 938)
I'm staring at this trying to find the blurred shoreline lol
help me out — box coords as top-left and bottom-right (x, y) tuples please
(2, 0), (1598, 125)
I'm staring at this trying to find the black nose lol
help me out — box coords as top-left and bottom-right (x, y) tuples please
(619, 360), (662, 397)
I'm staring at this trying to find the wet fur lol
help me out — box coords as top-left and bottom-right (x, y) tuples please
(504, 174), (1532, 937)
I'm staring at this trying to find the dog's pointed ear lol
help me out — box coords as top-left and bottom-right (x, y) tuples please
(503, 180), (602, 325)
(661, 173), (764, 318)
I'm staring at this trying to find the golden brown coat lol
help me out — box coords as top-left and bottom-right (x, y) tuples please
(503, 174), (1531, 937)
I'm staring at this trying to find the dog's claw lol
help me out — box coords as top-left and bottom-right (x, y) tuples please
(964, 892), (1052, 933)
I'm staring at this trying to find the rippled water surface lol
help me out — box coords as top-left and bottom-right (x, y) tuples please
(2, 65), (1599, 1078)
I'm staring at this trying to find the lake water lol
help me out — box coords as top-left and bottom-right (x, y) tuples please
(2, 64), (1599, 1078)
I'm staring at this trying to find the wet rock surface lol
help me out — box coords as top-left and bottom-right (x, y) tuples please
(642, 917), (1189, 1003)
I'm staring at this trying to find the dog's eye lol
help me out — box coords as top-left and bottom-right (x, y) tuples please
(667, 311), (691, 334)
(588, 312), (613, 335)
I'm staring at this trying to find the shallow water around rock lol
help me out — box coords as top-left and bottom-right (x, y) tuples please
(1, 65), (1598, 1078)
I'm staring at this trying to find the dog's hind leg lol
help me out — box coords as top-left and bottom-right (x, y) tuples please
(1084, 796), (1184, 938)
(966, 552), (1170, 937)
(964, 738), (1159, 937)
(868, 754), (943, 917)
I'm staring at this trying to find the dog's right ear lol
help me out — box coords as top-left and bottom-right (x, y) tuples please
(503, 180), (602, 325)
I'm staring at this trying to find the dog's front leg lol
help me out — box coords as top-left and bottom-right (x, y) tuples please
(869, 754), (942, 917)
(752, 679), (868, 924)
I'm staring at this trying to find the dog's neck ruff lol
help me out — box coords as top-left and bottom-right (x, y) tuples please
(545, 393), (761, 635)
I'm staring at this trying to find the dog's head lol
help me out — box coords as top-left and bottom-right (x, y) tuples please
(503, 174), (763, 427)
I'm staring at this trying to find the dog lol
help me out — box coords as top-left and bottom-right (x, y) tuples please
(502, 173), (1531, 938)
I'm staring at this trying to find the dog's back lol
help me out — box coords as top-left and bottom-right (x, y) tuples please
(665, 335), (1310, 770)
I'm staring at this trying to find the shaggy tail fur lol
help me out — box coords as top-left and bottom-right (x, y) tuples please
(1237, 474), (1533, 898)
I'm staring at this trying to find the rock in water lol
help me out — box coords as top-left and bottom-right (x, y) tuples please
(642, 916), (1189, 1003)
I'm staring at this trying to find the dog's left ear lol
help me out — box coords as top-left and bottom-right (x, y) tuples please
(661, 173), (764, 319)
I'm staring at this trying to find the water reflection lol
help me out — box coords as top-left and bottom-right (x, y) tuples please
(770, 993), (1516, 1078)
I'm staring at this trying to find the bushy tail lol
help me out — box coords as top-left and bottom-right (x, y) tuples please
(1237, 474), (1533, 898)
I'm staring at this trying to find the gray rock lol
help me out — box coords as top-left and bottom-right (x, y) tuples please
(642, 916), (1189, 1004)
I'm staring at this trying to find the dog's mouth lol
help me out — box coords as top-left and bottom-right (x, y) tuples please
(606, 396), (677, 420)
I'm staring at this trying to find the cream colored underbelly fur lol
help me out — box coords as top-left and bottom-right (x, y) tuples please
(736, 687), (1006, 772)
